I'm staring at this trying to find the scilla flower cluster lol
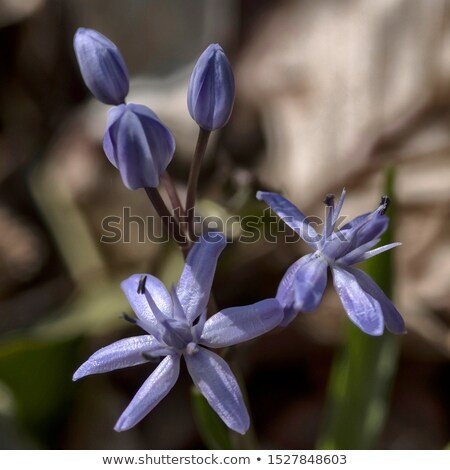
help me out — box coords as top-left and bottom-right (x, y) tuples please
(73, 28), (406, 435)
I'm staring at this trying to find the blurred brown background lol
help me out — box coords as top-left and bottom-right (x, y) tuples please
(0, 0), (449, 449)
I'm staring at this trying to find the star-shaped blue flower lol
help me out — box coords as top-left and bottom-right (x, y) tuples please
(257, 189), (406, 336)
(73, 233), (282, 434)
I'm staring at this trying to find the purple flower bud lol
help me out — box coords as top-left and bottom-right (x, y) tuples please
(187, 44), (235, 131)
(74, 28), (129, 105)
(103, 103), (175, 189)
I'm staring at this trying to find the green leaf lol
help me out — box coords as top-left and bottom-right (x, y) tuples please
(190, 386), (233, 450)
(317, 323), (399, 449)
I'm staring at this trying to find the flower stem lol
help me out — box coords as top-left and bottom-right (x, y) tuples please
(161, 171), (185, 218)
(160, 171), (190, 250)
(185, 127), (211, 240)
(144, 187), (189, 254)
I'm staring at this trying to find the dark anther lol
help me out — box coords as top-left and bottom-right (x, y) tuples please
(323, 193), (335, 207)
(122, 312), (137, 324)
(137, 275), (147, 294)
(379, 196), (391, 215)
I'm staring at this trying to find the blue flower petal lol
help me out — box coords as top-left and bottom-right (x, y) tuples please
(103, 105), (125, 168)
(176, 232), (226, 323)
(116, 108), (160, 187)
(73, 335), (164, 380)
(347, 267), (406, 335)
(340, 242), (401, 266)
(121, 274), (172, 337)
(330, 214), (388, 260)
(200, 298), (282, 348)
(114, 354), (180, 432)
(332, 188), (347, 226)
(275, 254), (314, 326)
(339, 200), (389, 248)
(256, 191), (322, 250)
(319, 232), (350, 260)
(340, 212), (370, 231)
(184, 347), (249, 434)
(354, 215), (389, 247)
(332, 266), (384, 335)
(256, 192), (319, 249)
(294, 254), (328, 312)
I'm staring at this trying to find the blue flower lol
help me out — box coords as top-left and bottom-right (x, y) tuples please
(257, 190), (406, 336)
(74, 28), (129, 105)
(187, 44), (235, 131)
(73, 233), (282, 434)
(103, 103), (175, 189)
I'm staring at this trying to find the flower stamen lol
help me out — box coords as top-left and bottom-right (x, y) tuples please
(122, 312), (137, 324)
(378, 196), (391, 215)
(137, 275), (147, 294)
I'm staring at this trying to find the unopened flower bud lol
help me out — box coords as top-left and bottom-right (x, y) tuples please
(74, 28), (129, 105)
(187, 44), (235, 131)
(103, 103), (175, 189)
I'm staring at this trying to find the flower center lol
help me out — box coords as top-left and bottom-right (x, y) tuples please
(316, 249), (333, 266)
(185, 342), (199, 356)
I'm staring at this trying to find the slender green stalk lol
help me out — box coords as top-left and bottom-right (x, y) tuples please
(317, 167), (400, 450)
(185, 127), (211, 239)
